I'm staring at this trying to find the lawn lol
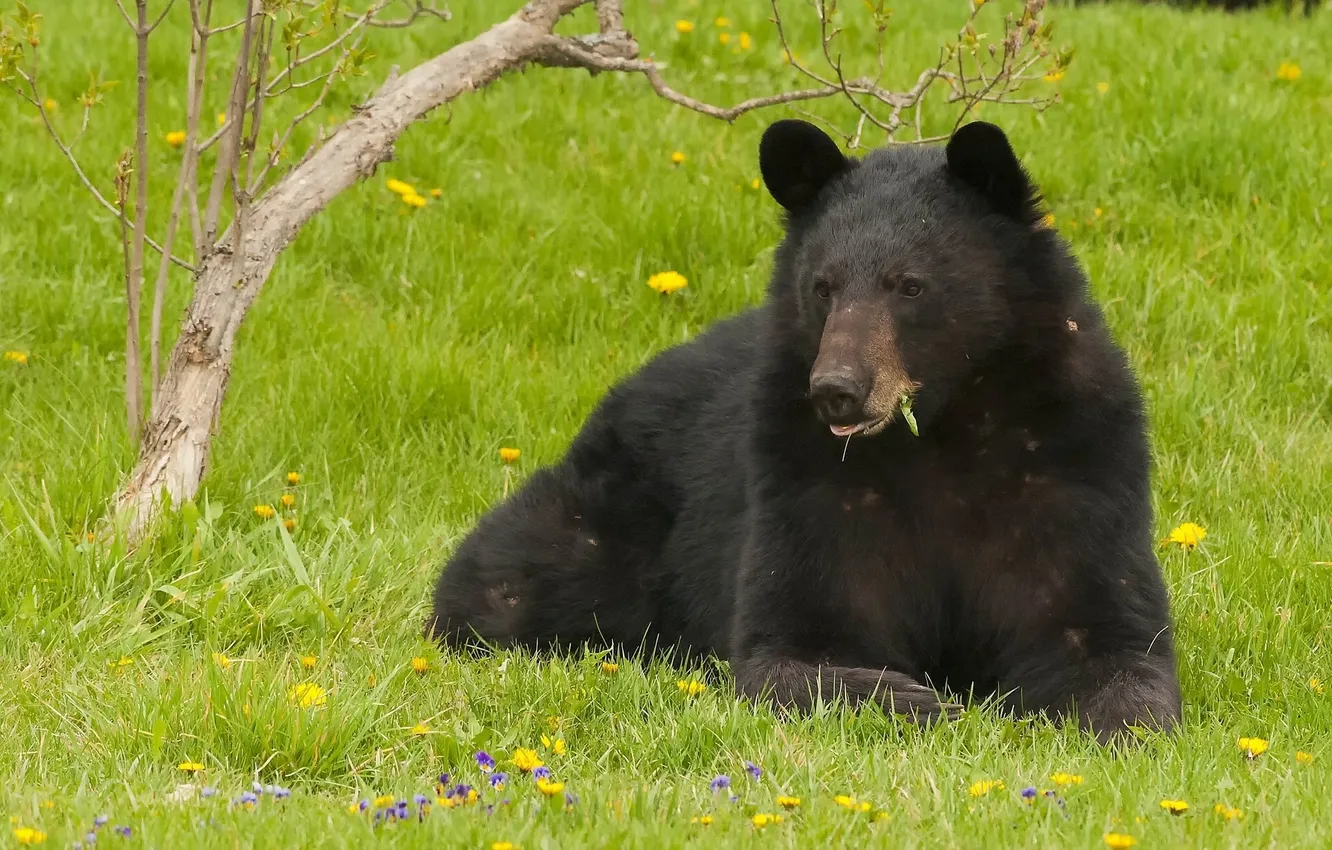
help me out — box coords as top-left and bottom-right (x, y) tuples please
(1, 0), (1330, 847)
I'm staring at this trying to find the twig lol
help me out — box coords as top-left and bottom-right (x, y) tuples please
(126, 0), (152, 443)
(203, 0), (258, 247)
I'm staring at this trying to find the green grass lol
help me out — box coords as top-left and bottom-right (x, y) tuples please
(2, 0), (1331, 846)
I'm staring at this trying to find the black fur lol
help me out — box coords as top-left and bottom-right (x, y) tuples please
(429, 120), (1182, 743)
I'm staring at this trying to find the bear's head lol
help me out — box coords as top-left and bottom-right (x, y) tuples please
(760, 119), (1049, 438)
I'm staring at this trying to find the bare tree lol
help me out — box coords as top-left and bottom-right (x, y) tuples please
(0, 0), (1058, 542)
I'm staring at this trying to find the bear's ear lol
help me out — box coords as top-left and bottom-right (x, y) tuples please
(759, 119), (849, 213)
(945, 121), (1040, 224)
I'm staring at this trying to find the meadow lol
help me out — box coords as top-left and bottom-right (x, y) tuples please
(2, 0), (1330, 846)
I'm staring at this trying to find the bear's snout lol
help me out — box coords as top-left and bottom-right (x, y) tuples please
(810, 368), (868, 424)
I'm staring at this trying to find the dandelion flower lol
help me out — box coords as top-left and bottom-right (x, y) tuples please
(1050, 772), (1083, 786)
(1309, 677), (1324, 694)
(834, 795), (856, 809)
(112, 656), (133, 669)
(300, 655), (317, 669)
(715, 17), (731, 27)
(476, 751), (497, 772)
(286, 471), (301, 485)
(540, 735), (566, 755)
(1238, 737), (1269, 758)
(968, 780), (1004, 797)
(675, 20), (694, 33)
(536, 779), (565, 797)
(492, 843), (518, 850)
(281, 494), (296, 509)
(1103, 834), (1137, 849)
(216, 112), (227, 127)
(165, 130), (187, 147)
(12, 827), (46, 844)
(375, 795), (394, 808)
(1297, 751), (1314, 765)
(739, 32), (752, 50)
(1168, 522), (1206, 549)
(3, 351), (28, 365)
(677, 679), (706, 696)
(178, 761), (205, 772)
(690, 815), (714, 825)
(1044, 69), (1065, 83)
(42, 97), (57, 112)
(777, 795), (800, 809)
(512, 748), (543, 773)
(601, 662), (619, 674)
(751, 813), (782, 827)
(1160, 799), (1188, 815)
(412, 722), (430, 737)
(670, 151), (686, 165)
(211, 652), (232, 669)
(649, 271), (688, 294)
(402, 192), (427, 209)
(1042, 213), (1056, 228)
(751, 178), (761, 190)
(386, 178), (415, 196)
(872, 810), (890, 822)
(1096, 81), (1110, 94)
(499, 447), (521, 464)
(288, 682), (327, 708)
(284, 518), (297, 532)
(1214, 803), (1243, 821)
(253, 504), (275, 520)
(719, 32), (731, 45)
(1094, 207), (1103, 218)
(1276, 61), (1301, 82)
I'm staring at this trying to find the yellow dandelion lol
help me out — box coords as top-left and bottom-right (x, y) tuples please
(670, 150), (686, 165)
(39, 802), (52, 810)
(1276, 61), (1301, 82)
(872, 810), (890, 822)
(165, 130), (186, 147)
(1309, 677), (1324, 694)
(834, 794), (856, 809)
(430, 188), (442, 198)
(1238, 737), (1269, 758)
(412, 722), (430, 736)
(42, 97), (57, 112)
(1044, 69), (1065, 83)
(1168, 522), (1206, 549)
(540, 734), (567, 755)
(968, 780), (1004, 798)
(1213, 803), (1243, 821)
(402, 192), (427, 209)
(375, 795), (394, 808)
(537, 778), (565, 797)
(739, 32), (752, 50)
(284, 518), (297, 532)
(112, 655), (133, 669)
(12, 827), (47, 845)
(253, 504), (275, 520)
(4, 350), (29, 364)
(1094, 207), (1103, 218)
(1103, 835), (1137, 849)
(300, 655), (317, 669)
(690, 815), (714, 825)
(751, 178), (761, 190)
(1042, 213), (1056, 228)
(499, 447), (521, 464)
(217, 112), (227, 127)
(1050, 772), (1083, 786)
(1096, 81), (1110, 94)
(210, 652), (233, 670)
(1297, 751), (1314, 765)
(280, 493), (296, 509)
(1160, 799), (1188, 815)
(648, 271), (688, 294)
(286, 471), (301, 485)
(751, 813), (782, 827)
(512, 748), (543, 773)
(492, 843), (518, 850)
(600, 661), (620, 674)
(777, 795), (800, 810)
(675, 20), (694, 33)
(411, 656), (429, 674)
(178, 761), (205, 772)
(714, 17), (731, 27)
(385, 178), (415, 196)
(719, 32), (731, 45)
(676, 679), (706, 696)
(288, 682), (327, 708)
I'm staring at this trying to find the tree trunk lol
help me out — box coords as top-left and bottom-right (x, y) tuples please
(110, 0), (593, 538)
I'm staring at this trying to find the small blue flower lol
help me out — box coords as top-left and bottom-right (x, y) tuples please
(201, 787), (218, 799)
(475, 751), (496, 772)
(710, 775), (731, 793)
(1043, 790), (1057, 798)
(83, 834), (97, 846)
(253, 781), (265, 794)
(235, 791), (259, 806)
(93, 816), (109, 829)
(273, 786), (292, 800)
(489, 772), (508, 789)
(565, 791), (579, 807)
(1020, 786), (1037, 800)
(451, 784), (473, 801)
(414, 793), (429, 807)
(533, 766), (552, 781)
(358, 799), (370, 812)
(745, 761), (762, 780)
(113, 826), (132, 837)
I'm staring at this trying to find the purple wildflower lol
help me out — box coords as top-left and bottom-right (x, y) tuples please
(710, 775), (731, 793)
(565, 791), (579, 807)
(1043, 790), (1057, 798)
(358, 799), (370, 811)
(489, 772), (508, 789)
(84, 834), (97, 845)
(235, 791), (259, 807)
(533, 766), (552, 781)
(93, 816), (109, 829)
(475, 751), (496, 772)
(201, 787), (218, 799)
(252, 781), (264, 794)
(113, 826), (132, 838)
(273, 786), (291, 800)
(450, 784), (473, 801)
(414, 794), (429, 807)
(745, 761), (762, 780)
(1020, 786), (1037, 801)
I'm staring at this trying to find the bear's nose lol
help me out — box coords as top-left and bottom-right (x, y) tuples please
(810, 370), (867, 422)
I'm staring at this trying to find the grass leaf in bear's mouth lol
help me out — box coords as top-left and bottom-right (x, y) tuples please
(900, 394), (919, 437)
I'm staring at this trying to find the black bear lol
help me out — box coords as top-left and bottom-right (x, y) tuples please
(429, 119), (1181, 743)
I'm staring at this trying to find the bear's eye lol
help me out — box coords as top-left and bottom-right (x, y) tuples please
(902, 280), (923, 298)
(814, 280), (832, 299)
